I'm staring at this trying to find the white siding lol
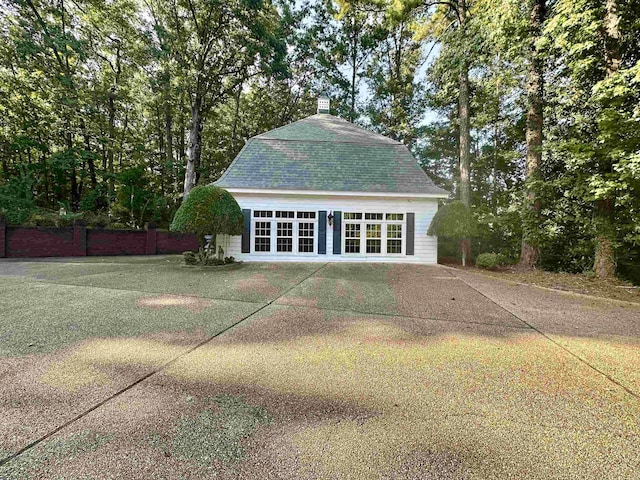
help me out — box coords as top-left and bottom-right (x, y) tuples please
(218, 192), (439, 264)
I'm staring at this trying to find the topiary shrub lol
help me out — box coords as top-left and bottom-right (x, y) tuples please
(171, 186), (244, 264)
(475, 252), (504, 270)
(428, 200), (478, 266)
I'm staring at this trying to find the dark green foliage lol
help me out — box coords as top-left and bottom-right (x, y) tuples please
(182, 250), (236, 266)
(170, 186), (244, 248)
(475, 252), (505, 270)
(428, 201), (477, 239)
(0, 175), (36, 224)
(183, 251), (199, 265)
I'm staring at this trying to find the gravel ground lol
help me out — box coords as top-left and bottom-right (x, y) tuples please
(1, 259), (639, 479)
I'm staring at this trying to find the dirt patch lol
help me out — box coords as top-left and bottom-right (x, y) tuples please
(236, 273), (280, 299)
(137, 294), (213, 313)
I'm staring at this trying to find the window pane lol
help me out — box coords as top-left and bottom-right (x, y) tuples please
(366, 224), (381, 238)
(366, 239), (381, 253)
(298, 222), (314, 253)
(298, 238), (314, 252)
(276, 211), (294, 218)
(387, 239), (402, 254)
(344, 223), (360, 253)
(345, 239), (360, 253)
(387, 224), (402, 239)
(254, 210), (273, 218)
(254, 221), (271, 252)
(277, 222), (293, 237)
(344, 212), (362, 220)
(255, 221), (271, 237)
(277, 238), (293, 252)
(297, 211), (316, 219)
(386, 213), (404, 221)
(277, 222), (293, 252)
(255, 237), (270, 251)
(345, 223), (360, 238)
(365, 213), (383, 220)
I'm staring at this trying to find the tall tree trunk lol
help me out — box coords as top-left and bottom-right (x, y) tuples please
(165, 98), (174, 170)
(84, 132), (97, 189)
(40, 150), (50, 208)
(349, 14), (358, 123)
(183, 95), (203, 199)
(593, 0), (620, 278)
(67, 131), (79, 210)
(519, 0), (545, 269)
(231, 82), (242, 144)
(458, 0), (471, 265)
(107, 88), (116, 198)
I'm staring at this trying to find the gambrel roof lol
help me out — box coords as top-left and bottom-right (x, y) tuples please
(214, 114), (448, 196)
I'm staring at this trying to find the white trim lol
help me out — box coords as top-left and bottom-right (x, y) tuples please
(224, 187), (448, 199)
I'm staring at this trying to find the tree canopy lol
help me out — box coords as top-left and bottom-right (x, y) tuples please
(169, 185), (244, 247)
(1, 0), (638, 282)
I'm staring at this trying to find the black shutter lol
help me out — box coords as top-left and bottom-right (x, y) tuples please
(332, 211), (342, 254)
(241, 209), (251, 253)
(406, 213), (415, 255)
(318, 211), (327, 254)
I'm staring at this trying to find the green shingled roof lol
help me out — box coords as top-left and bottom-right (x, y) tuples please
(214, 114), (448, 195)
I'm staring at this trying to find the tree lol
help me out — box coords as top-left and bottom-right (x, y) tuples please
(366, 1), (425, 146)
(519, 0), (546, 268)
(148, 0), (286, 199)
(314, 0), (382, 122)
(544, 0), (640, 279)
(417, 0), (475, 259)
(170, 185), (244, 251)
(427, 200), (477, 266)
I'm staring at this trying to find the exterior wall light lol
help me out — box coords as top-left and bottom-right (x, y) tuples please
(327, 212), (334, 226)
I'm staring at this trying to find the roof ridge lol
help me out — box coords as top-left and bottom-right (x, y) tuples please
(253, 113), (402, 145)
(251, 115), (318, 140)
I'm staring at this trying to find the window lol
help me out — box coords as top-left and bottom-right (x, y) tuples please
(255, 221), (271, 251)
(342, 212), (405, 255)
(387, 224), (402, 254)
(254, 210), (273, 218)
(345, 223), (361, 253)
(252, 210), (317, 254)
(276, 211), (294, 218)
(277, 221), (293, 252)
(366, 223), (381, 253)
(298, 222), (315, 252)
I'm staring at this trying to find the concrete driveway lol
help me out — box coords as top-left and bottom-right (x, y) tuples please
(0, 258), (638, 479)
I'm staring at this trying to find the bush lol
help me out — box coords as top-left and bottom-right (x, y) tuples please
(183, 251), (199, 265)
(475, 252), (505, 270)
(82, 211), (111, 228)
(182, 250), (236, 266)
(24, 210), (83, 227)
(0, 175), (36, 224)
(170, 186), (244, 249)
(428, 200), (477, 266)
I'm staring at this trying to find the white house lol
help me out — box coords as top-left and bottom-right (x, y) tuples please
(213, 96), (448, 263)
